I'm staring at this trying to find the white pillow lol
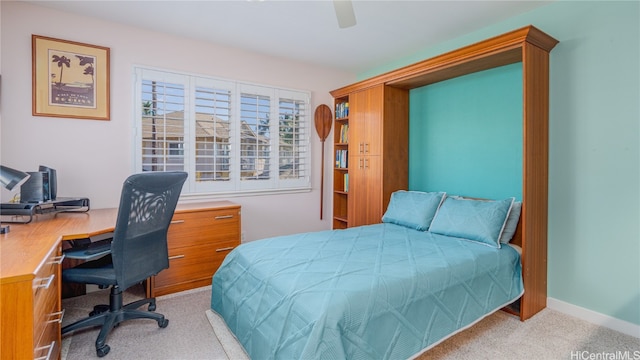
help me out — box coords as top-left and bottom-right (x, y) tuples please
(500, 201), (521, 243)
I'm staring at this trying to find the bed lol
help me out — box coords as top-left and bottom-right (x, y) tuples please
(210, 192), (524, 359)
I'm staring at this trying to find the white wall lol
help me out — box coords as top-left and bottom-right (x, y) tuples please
(0, 1), (356, 241)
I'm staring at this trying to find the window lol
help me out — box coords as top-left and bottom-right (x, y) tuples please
(134, 68), (310, 196)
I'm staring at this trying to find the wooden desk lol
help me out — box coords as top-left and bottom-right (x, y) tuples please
(0, 208), (116, 360)
(0, 201), (240, 360)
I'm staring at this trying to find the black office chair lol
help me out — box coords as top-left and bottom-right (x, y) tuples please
(62, 171), (187, 357)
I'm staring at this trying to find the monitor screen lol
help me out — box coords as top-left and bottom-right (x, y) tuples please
(38, 165), (57, 200)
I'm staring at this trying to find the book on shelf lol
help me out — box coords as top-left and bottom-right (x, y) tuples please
(344, 173), (349, 192)
(339, 124), (349, 143)
(335, 102), (349, 119)
(335, 150), (348, 168)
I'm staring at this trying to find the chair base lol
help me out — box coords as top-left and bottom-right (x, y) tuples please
(62, 285), (169, 357)
(90, 304), (110, 316)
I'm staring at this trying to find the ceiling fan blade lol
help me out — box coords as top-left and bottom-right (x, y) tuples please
(333, 0), (356, 29)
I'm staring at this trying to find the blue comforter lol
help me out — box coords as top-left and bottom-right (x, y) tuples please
(211, 223), (523, 360)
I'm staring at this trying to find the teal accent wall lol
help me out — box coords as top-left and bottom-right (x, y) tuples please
(408, 63), (522, 200)
(363, 1), (640, 326)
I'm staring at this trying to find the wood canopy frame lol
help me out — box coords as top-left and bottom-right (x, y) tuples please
(330, 25), (558, 321)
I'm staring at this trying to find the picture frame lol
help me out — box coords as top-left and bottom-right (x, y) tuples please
(32, 35), (110, 120)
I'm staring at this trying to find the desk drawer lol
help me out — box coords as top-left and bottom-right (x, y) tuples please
(168, 208), (239, 250)
(148, 203), (241, 297)
(153, 240), (237, 290)
(33, 276), (60, 348)
(32, 250), (60, 300)
(33, 250), (63, 349)
(33, 318), (60, 360)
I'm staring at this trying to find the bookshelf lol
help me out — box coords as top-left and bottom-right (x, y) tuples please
(333, 96), (349, 229)
(331, 86), (409, 229)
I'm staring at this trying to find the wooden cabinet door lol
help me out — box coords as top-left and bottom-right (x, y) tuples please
(349, 90), (367, 158)
(348, 155), (382, 227)
(348, 85), (385, 227)
(363, 86), (383, 156)
(350, 86), (383, 157)
(347, 154), (365, 227)
(362, 155), (382, 224)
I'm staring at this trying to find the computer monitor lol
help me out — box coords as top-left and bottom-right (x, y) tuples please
(17, 165), (57, 203)
(38, 165), (57, 200)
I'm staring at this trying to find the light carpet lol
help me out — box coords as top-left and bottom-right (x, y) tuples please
(62, 284), (639, 359)
(62, 284), (227, 360)
(206, 309), (250, 360)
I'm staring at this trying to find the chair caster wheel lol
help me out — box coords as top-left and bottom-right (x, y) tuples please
(90, 304), (109, 316)
(158, 318), (169, 328)
(148, 303), (156, 311)
(96, 344), (110, 357)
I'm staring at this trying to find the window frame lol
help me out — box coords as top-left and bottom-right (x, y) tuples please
(133, 66), (312, 198)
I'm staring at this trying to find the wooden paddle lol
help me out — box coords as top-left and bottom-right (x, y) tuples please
(314, 104), (333, 220)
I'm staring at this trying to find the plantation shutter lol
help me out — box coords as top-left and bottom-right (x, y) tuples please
(277, 90), (310, 188)
(135, 66), (311, 195)
(193, 79), (234, 187)
(238, 84), (273, 190)
(139, 71), (186, 173)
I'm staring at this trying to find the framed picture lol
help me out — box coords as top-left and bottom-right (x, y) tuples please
(32, 35), (110, 120)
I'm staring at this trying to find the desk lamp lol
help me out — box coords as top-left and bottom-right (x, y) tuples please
(0, 165), (31, 234)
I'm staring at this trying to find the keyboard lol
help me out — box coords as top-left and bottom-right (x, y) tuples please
(64, 238), (112, 255)
(85, 243), (111, 255)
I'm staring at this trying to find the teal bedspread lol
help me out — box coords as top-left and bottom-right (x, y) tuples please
(211, 223), (523, 360)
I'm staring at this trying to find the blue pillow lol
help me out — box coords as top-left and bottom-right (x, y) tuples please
(429, 197), (514, 248)
(382, 191), (446, 231)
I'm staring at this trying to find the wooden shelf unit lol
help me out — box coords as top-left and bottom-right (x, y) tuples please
(331, 87), (408, 229)
(329, 25), (558, 321)
(332, 96), (350, 229)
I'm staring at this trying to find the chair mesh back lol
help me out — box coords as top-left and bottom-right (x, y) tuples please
(111, 172), (187, 290)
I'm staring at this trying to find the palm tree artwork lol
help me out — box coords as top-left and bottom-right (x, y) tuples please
(51, 55), (70, 86)
(76, 55), (95, 86)
(49, 51), (95, 107)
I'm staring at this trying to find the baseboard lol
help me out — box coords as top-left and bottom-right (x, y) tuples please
(547, 297), (640, 338)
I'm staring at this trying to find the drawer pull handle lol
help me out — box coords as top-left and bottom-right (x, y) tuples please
(216, 247), (234, 252)
(214, 215), (233, 220)
(48, 309), (65, 324)
(169, 255), (185, 260)
(171, 220), (185, 224)
(34, 340), (56, 360)
(35, 274), (55, 290)
(50, 254), (65, 265)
